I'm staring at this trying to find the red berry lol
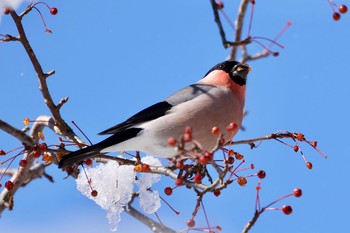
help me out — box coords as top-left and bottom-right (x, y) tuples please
(296, 133), (304, 141)
(339, 5), (348, 14)
(306, 161), (313, 170)
(226, 122), (238, 133)
(293, 145), (299, 152)
(4, 8), (10, 15)
(228, 150), (234, 157)
(216, 1), (224, 10)
(187, 219), (195, 228)
(199, 155), (209, 165)
(183, 126), (192, 139)
(193, 173), (202, 184)
(199, 152), (213, 165)
(211, 126), (220, 134)
(204, 152), (213, 160)
(235, 152), (244, 160)
(85, 159), (93, 166)
(142, 164), (151, 172)
(272, 52), (279, 57)
(311, 141), (318, 147)
(250, 164), (255, 169)
(282, 205), (293, 215)
(164, 187), (173, 196)
(0, 149), (5, 156)
(226, 156), (234, 164)
(184, 126), (192, 134)
(134, 164), (142, 172)
(91, 190), (98, 197)
(214, 190), (221, 197)
(19, 159), (28, 167)
(5, 181), (14, 190)
(33, 149), (41, 158)
(293, 188), (302, 197)
(237, 176), (247, 186)
(176, 161), (184, 169)
(175, 178), (183, 186)
(41, 154), (52, 163)
(39, 143), (48, 151)
(167, 137), (177, 147)
(50, 7), (58, 15)
(257, 170), (266, 179)
(333, 12), (341, 21)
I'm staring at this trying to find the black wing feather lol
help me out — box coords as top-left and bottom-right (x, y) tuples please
(99, 101), (172, 135)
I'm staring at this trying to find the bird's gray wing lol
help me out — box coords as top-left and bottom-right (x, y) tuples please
(98, 83), (215, 135)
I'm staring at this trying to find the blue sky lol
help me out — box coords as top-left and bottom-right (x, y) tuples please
(0, 0), (349, 232)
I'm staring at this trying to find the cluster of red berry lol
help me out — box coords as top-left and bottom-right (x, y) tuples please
(330, 1), (348, 21)
(0, 142), (54, 191)
(162, 130), (269, 230)
(3, 2), (58, 33)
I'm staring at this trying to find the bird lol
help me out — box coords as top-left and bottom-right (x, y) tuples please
(58, 60), (250, 168)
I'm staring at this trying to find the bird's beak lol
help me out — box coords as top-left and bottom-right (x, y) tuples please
(237, 64), (251, 73)
(235, 64), (251, 78)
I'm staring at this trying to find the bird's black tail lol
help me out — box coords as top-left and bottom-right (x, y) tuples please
(58, 143), (103, 168)
(58, 127), (143, 168)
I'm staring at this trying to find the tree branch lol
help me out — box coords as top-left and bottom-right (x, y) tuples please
(125, 204), (176, 233)
(0, 119), (36, 146)
(9, 8), (83, 145)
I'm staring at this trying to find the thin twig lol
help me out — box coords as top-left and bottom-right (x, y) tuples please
(209, 0), (232, 48)
(0, 34), (20, 42)
(241, 210), (260, 233)
(57, 97), (69, 110)
(230, 132), (295, 147)
(0, 169), (16, 176)
(230, 0), (250, 60)
(209, 0), (251, 49)
(240, 50), (269, 63)
(125, 204), (177, 233)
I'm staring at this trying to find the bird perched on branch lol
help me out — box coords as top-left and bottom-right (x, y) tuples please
(59, 60), (250, 168)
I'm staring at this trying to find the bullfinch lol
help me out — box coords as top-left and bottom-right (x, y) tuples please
(59, 60), (250, 168)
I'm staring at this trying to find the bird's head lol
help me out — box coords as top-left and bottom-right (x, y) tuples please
(204, 60), (251, 86)
(230, 62), (251, 86)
